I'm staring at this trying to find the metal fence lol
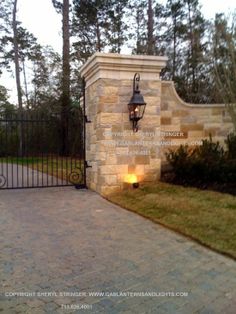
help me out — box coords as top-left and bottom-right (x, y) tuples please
(0, 109), (86, 189)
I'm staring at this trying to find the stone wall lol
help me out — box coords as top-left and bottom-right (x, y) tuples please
(81, 53), (167, 195)
(81, 53), (234, 195)
(160, 81), (234, 162)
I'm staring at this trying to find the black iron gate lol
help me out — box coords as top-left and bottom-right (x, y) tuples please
(0, 98), (86, 190)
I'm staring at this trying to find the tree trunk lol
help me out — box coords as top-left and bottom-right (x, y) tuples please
(173, 15), (177, 80)
(186, 0), (196, 97)
(13, 0), (23, 156)
(147, 0), (154, 55)
(22, 59), (30, 109)
(61, 0), (70, 156)
(136, 7), (142, 54)
(96, 19), (101, 52)
(33, 62), (37, 107)
(13, 0), (22, 111)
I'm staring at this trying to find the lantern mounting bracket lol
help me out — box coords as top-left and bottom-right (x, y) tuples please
(127, 73), (146, 132)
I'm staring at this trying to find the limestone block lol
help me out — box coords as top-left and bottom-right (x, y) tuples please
(99, 128), (113, 140)
(117, 155), (134, 164)
(96, 129), (106, 140)
(163, 131), (188, 139)
(128, 165), (136, 173)
(121, 80), (132, 86)
(187, 130), (204, 139)
(102, 86), (119, 95)
(211, 108), (224, 115)
(124, 122), (133, 131)
(122, 114), (130, 124)
(111, 125), (123, 135)
(100, 79), (120, 87)
(135, 165), (145, 175)
(135, 155), (150, 165)
(172, 138), (190, 146)
(204, 123), (224, 129)
(143, 116), (160, 126)
(148, 81), (161, 90)
(116, 147), (129, 155)
(98, 103), (120, 113)
(172, 110), (189, 117)
(143, 174), (159, 182)
(171, 117), (181, 125)
(168, 100), (178, 109)
(161, 111), (172, 118)
(90, 144), (97, 152)
(89, 182), (96, 191)
(205, 116), (223, 123)
(161, 117), (172, 125)
(145, 96), (160, 107)
(96, 152), (107, 161)
(99, 95), (118, 104)
(192, 108), (212, 116)
(104, 175), (118, 185)
(149, 159), (161, 169)
(145, 106), (160, 115)
(181, 116), (197, 123)
(181, 124), (204, 132)
(161, 101), (169, 110)
(118, 85), (132, 96)
(105, 155), (117, 165)
(98, 113), (123, 126)
(97, 176), (106, 186)
(100, 185), (121, 196)
(161, 125), (181, 132)
(99, 165), (128, 175)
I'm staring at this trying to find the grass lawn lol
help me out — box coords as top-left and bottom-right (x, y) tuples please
(107, 182), (236, 259)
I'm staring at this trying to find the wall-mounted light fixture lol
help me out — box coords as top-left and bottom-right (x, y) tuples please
(128, 73), (146, 132)
(124, 174), (139, 189)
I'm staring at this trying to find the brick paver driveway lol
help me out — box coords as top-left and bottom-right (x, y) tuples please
(0, 187), (236, 314)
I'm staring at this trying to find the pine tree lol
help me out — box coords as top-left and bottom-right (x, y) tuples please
(212, 13), (236, 129)
(164, 0), (186, 80)
(105, 0), (129, 53)
(72, 0), (110, 61)
(182, 0), (207, 102)
(0, 85), (14, 114)
(52, 0), (71, 155)
(147, 0), (154, 55)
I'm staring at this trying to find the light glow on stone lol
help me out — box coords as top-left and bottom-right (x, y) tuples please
(124, 174), (138, 184)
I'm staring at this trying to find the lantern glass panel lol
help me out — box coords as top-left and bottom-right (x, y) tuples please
(128, 103), (146, 120)
(139, 104), (146, 119)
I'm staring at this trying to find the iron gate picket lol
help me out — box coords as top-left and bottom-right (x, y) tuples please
(0, 102), (86, 190)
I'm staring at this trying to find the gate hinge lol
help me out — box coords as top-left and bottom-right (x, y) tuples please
(85, 116), (91, 123)
(85, 161), (92, 168)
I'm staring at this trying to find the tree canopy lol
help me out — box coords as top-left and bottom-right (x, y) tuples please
(0, 0), (235, 111)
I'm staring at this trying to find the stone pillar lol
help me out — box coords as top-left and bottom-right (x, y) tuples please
(81, 53), (167, 196)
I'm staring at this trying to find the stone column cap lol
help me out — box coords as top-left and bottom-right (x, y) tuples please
(80, 52), (168, 87)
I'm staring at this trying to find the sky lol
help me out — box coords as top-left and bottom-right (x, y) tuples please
(15, 0), (236, 55)
(1, 0), (236, 103)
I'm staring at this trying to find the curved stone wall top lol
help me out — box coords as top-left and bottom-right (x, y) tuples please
(162, 81), (225, 108)
(80, 52), (168, 87)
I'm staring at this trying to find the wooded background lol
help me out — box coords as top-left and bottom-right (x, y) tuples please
(0, 0), (235, 121)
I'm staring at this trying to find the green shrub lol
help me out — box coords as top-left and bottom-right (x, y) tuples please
(193, 137), (225, 183)
(225, 132), (236, 159)
(165, 135), (236, 186)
